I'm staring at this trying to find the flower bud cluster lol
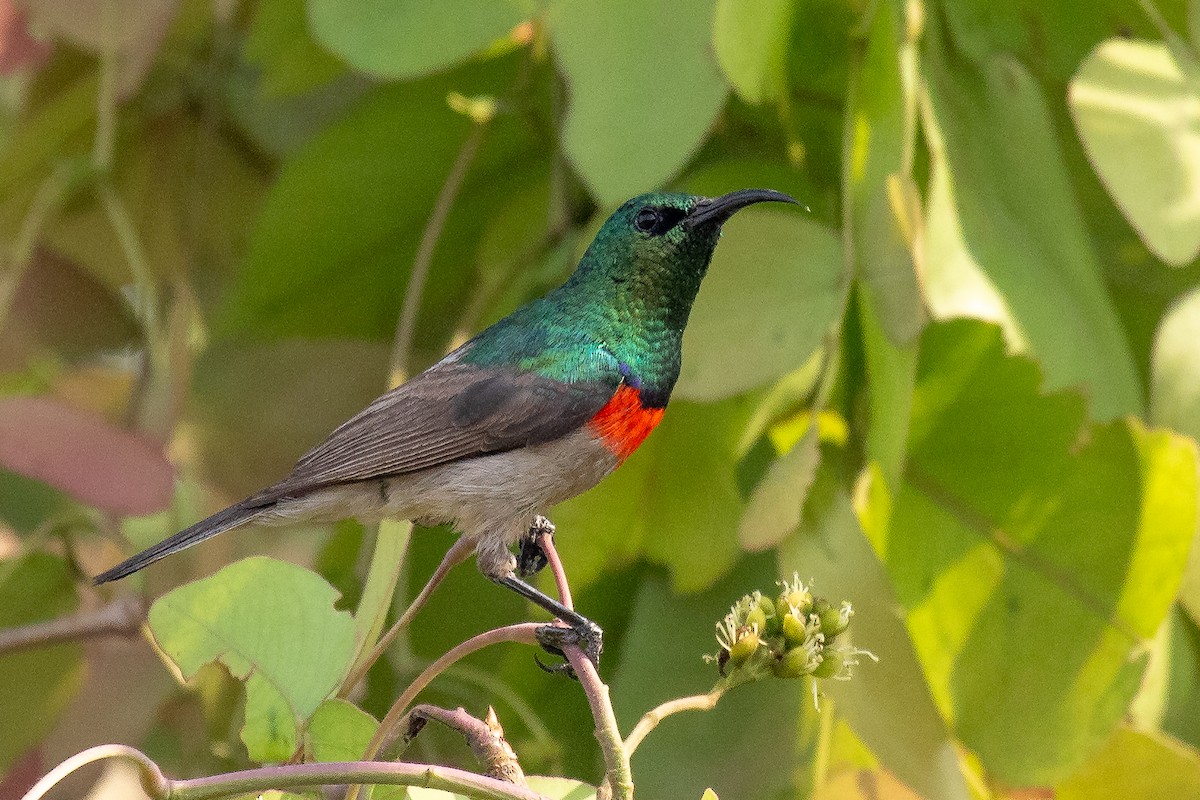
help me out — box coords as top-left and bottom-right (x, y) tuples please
(709, 574), (872, 688)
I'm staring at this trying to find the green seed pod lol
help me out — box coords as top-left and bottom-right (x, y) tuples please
(756, 593), (780, 635)
(746, 604), (768, 635)
(782, 611), (809, 646)
(772, 645), (816, 678)
(817, 600), (851, 640)
(728, 627), (760, 666)
(812, 649), (845, 679)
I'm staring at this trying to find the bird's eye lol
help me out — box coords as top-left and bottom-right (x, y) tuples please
(634, 207), (661, 233)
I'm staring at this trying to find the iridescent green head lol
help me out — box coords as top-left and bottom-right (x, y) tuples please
(569, 189), (799, 294)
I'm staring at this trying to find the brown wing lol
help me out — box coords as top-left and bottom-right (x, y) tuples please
(270, 360), (619, 496)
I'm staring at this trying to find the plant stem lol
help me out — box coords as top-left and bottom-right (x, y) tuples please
(0, 164), (70, 334)
(346, 518), (412, 688)
(170, 761), (549, 800)
(21, 744), (168, 800)
(536, 533), (632, 800)
(563, 648), (632, 800)
(20, 744), (552, 800)
(339, 534), (474, 697)
(390, 122), (488, 385)
(622, 691), (725, 756)
(0, 595), (144, 655)
(405, 704), (526, 785)
(344, 624), (542, 800)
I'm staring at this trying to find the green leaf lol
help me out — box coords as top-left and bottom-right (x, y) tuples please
(306, 698), (377, 761)
(858, 290), (917, 487)
(861, 319), (1198, 784)
(1069, 38), (1200, 266)
(1151, 288), (1200, 627)
(920, 13), (1142, 421)
(0, 552), (84, 772)
(148, 557), (358, 763)
(550, 0), (727, 205)
(713, 0), (796, 104)
(780, 468), (971, 800)
(222, 58), (542, 343)
(1057, 726), (1200, 799)
(556, 395), (757, 592)
(308, 0), (527, 80)
(676, 208), (844, 401)
(738, 424), (818, 551)
(1151, 286), (1200, 442)
(845, 0), (925, 346)
(246, 0), (346, 97)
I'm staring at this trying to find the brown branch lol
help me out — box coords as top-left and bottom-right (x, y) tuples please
(537, 534), (632, 800)
(406, 704), (526, 786)
(0, 595), (144, 655)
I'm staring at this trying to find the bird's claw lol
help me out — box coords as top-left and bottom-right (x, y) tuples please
(534, 619), (603, 678)
(517, 516), (556, 578)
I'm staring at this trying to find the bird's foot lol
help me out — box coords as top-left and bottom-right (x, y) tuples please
(534, 618), (603, 679)
(517, 515), (556, 578)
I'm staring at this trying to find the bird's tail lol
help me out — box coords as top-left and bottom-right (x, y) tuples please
(93, 497), (274, 585)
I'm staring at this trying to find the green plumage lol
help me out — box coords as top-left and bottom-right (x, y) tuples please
(463, 192), (723, 407)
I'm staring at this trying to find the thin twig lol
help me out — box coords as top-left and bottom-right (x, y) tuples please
(390, 123), (488, 385)
(405, 704), (525, 785)
(536, 536), (632, 800)
(19, 743), (552, 800)
(563, 648), (632, 800)
(345, 623), (542, 800)
(338, 535), (474, 697)
(0, 595), (144, 655)
(20, 744), (168, 800)
(539, 527), (572, 612)
(622, 691), (724, 756)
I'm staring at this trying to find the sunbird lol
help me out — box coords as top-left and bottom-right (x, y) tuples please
(95, 188), (799, 666)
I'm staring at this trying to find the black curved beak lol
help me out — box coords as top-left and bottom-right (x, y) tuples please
(684, 188), (800, 230)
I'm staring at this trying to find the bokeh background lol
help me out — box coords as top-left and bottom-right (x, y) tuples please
(2, 1), (1200, 799)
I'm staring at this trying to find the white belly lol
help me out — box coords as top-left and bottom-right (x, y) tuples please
(260, 428), (620, 576)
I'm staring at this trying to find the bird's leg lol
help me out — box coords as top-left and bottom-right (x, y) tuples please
(516, 515), (555, 577)
(493, 574), (603, 673)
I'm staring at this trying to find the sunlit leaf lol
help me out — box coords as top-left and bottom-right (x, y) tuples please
(781, 467), (972, 800)
(0, 395), (173, 515)
(845, 0), (925, 346)
(148, 557), (357, 762)
(0, 552), (84, 772)
(1152, 287), (1200, 630)
(1070, 38), (1200, 266)
(920, 13), (1142, 421)
(861, 319), (1198, 784)
(308, 0), (527, 81)
(858, 291), (917, 486)
(713, 0), (796, 104)
(306, 698), (376, 761)
(1057, 726), (1200, 799)
(550, 0), (727, 205)
(738, 424), (818, 551)
(677, 208), (843, 401)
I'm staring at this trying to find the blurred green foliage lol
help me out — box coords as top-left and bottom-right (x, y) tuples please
(2, 1), (1200, 799)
